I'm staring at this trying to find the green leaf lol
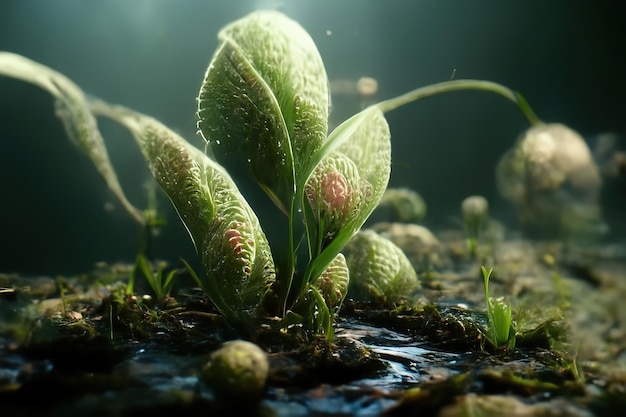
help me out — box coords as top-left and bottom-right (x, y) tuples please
(343, 230), (419, 305)
(312, 253), (350, 314)
(308, 285), (335, 342)
(162, 269), (178, 293)
(92, 102), (276, 326)
(488, 297), (513, 346)
(197, 11), (329, 212)
(0, 52), (144, 224)
(134, 253), (153, 294)
(481, 266), (515, 350)
(304, 106), (392, 284)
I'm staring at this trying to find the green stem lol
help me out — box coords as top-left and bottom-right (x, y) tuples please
(282, 197), (298, 316)
(297, 215), (324, 301)
(376, 79), (541, 126)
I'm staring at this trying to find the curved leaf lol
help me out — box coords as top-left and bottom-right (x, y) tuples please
(304, 106), (392, 283)
(197, 11), (329, 211)
(0, 52), (144, 224)
(91, 102), (276, 325)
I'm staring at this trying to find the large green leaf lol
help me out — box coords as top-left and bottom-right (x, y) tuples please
(91, 102), (276, 325)
(0, 52), (144, 224)
(304, 106), (392, 284)
(197, 11), (329, 212)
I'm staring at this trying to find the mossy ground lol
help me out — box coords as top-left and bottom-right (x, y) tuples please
(1, 223), (625, 416)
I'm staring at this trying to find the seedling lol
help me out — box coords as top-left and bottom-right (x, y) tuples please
(0, 11), (543, 341)
(481, 266), (516, 351)
(127, 254), (177, 305)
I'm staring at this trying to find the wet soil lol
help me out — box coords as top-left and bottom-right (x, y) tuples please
(1, 224), (625, 416)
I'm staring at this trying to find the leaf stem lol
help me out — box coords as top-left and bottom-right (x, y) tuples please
(282, 197), (298, 316)
(375, 79), (541, 126)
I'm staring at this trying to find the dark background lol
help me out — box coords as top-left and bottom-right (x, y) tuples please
(1, 0), (624, 275)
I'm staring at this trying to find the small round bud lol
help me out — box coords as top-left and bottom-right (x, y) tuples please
(461, 195), (489, 224)
(200, 340), (269, 406)
(461, 195), (489, 256)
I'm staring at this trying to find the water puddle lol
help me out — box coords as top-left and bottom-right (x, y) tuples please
(262, 320), (466, 416)
(338, 322), (461, 390)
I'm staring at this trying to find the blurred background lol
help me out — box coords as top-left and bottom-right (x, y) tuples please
(0, 0), (624, 275)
